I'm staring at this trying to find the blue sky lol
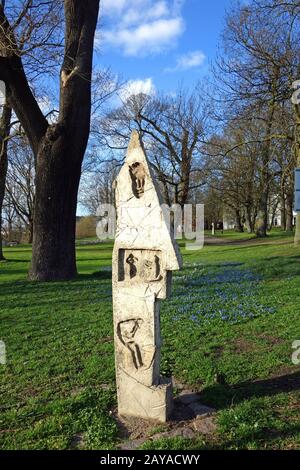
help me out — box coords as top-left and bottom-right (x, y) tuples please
(96, 0), (234, 94)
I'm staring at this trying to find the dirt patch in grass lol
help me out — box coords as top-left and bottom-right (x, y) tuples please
(117, 414), (217, 450)
(233, 338), (258, 353)
(115, 384), (217, 450)
(257, 334), (283, 346)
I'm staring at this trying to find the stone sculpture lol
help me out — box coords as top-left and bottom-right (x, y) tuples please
(112, 130), (182, 422)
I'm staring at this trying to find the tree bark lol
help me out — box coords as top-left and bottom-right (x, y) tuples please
(286, 188), (294, 231)
(280, 194), (286, 230)
(29, 135), (82, 279)
(178, 130), (192, 206)
(255, 189), (269, 237)
(235, 208), (244, 232)
(0, 1), (100, 279)
(0, 104), (12, 260)
(27, 219), (33, 244)
(244, 203), (255, 233)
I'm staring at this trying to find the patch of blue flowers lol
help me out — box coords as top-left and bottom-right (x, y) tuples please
(167, 262), (276, 325)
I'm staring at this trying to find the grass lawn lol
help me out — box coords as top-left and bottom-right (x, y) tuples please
(0, 231), (300, 450)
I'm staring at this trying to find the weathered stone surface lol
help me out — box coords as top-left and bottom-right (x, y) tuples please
(112, 130), (182, 422)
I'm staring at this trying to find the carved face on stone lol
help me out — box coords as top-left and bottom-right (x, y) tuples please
(129, 162), (145, 198)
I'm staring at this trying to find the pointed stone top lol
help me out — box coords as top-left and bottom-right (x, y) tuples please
(125, 129), (147, 166)
(115, 130), (182, 272)
(127, 129), (141, 154)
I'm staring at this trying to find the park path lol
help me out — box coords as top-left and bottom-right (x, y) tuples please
(204, 236), (291, 246)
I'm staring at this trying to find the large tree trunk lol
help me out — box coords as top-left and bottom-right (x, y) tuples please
(0, 1), (100, 279)
(0, 104), (12, 261)
(29, 136), (82, 279)
(27, 219), (33, 244)
(30, 1), (99, 281)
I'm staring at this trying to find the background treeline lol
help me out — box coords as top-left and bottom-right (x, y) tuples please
(79, 0), (300, 238)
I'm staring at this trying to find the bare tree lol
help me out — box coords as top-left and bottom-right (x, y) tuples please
(99, 85), (210, 206)
(2, 191), (18, 242)
(204, 123), (261, 233)
(213, 0), (300, 236)
(5, 135), (35, 242)
(79, 161), (118, 215)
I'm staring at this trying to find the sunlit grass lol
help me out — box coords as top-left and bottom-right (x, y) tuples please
(0, 231), (299, 449)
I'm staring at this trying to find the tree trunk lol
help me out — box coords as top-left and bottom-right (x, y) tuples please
(0, 104), (12, 260)
(235, 209), (244, 232)
(280, 194), (286, 230)
(178, 140), (192, 206)
(255, 190), (268, 237)
(255, 148), (271, 237)
(29, 135), (82, 280)
(245, 205), (255, 233)
(0, 1), (100, 279)
(27, 219), (33, 244)
(255, 87), (276, 238)
(286, 189), (293, 231)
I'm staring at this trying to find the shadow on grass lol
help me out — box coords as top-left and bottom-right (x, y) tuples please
(77, 270), (112, 281)
(200, 370), (300, 410)
(76, 257), (112, 263)
(0, 271), (112, 304)
(0, 259), (29, 263)
(212, 422), (300, 450)
(256, 256), (300, 280)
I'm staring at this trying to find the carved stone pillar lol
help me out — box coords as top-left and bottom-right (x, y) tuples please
(112, 130), (182, 422)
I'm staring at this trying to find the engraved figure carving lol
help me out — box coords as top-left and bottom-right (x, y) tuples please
(126, 253), (138, 279)
(129, 162), (146, 198)
(120, 249), (163, 283)
(141, 255), (162, 281)
(117, 319), (144, 370)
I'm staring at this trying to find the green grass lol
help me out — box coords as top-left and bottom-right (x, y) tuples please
(0, 232), (300, 450)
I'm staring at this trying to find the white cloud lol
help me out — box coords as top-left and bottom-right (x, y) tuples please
(102, 0), (127, 14)
(100, 1), (185, 56)
(165, 50), (206, 72)
(122, 1), (169, 27)
(119, 78), (155, 100)
(103, 17), (184, 56)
